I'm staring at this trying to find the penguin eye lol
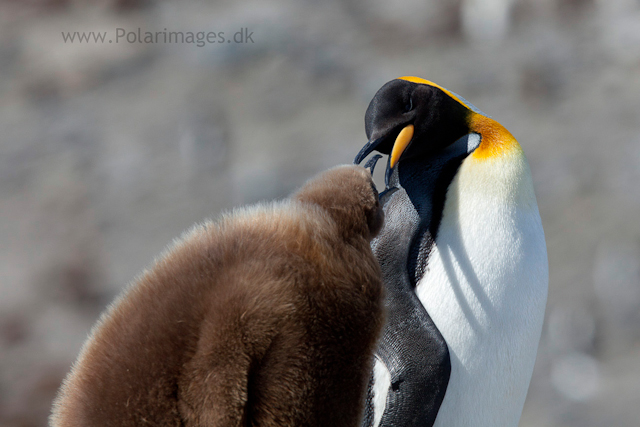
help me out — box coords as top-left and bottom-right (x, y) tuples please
(404, 98), (413, 112)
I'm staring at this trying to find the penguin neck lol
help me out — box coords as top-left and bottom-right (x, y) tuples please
(397, 153), (466, 287)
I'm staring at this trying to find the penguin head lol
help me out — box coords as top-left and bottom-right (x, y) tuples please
(294, 165), (384, 241)
(355, 77), (502, 185)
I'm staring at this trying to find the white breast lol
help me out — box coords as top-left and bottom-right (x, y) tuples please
(417, 148), (548, 427)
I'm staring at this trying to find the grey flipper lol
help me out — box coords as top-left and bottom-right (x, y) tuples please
(361, 134), (481, 427)
(362, 184), (450, 427)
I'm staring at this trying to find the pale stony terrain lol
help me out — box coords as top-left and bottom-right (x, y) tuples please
(1, 1), (639, 426)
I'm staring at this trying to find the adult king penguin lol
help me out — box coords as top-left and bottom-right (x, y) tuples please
(354, 77), (548, 427)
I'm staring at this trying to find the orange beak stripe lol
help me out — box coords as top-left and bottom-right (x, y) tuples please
(389, 124), (414, 169)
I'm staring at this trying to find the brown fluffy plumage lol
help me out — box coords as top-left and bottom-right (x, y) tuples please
(50, 165), (384, 427)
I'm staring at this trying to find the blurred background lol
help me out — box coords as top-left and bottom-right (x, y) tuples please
(1, 0), (639, 425)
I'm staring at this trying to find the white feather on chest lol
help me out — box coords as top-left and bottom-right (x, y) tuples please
(417, 148), (548, 427)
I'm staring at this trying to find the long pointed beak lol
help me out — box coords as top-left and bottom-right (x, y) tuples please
(354, 136), (385, 165)
(354, 124), (415, 169)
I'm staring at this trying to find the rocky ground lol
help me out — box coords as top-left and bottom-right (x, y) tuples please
(1, 0), (639, 426)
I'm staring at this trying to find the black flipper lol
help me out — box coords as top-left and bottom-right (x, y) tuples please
(360, 134), (479, 427)
(365, 186), (450, 427)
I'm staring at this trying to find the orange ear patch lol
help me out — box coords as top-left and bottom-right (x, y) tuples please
(398, 76), (521, 160)
(469, 114), (520, 160)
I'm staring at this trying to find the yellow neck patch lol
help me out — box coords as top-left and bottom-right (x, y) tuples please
(468, 113), (520, 160)
(397, 76), (521, 160)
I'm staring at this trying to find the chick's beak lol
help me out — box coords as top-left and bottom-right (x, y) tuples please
(363, 154), (383, 175)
